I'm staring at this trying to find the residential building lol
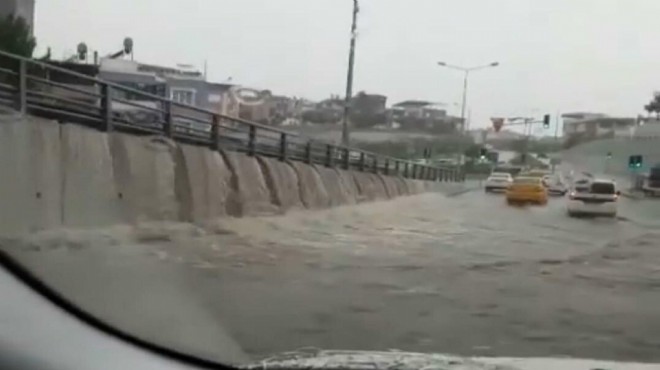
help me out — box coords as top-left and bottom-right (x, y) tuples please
(351, 92), (387, 116)
(562, 112), (636, 145)
(391, 100), (455, 132)
(0, 0), (35, 34)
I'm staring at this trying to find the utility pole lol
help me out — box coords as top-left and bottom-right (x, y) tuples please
(342, 0), (359, 146)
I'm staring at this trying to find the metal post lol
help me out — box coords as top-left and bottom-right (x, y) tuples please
(412, 164), (417, 179)
(210, 115), (220, 151)
(384, 159), (390, 175)
(343, 148), (350, 170)
(460, 70), (468, 133)
(395, 161), (400, 175)
(404, 162), (409, 178)
(100, 84), (113, 132)
(305, 142), (313, 164)
(248, 125), (256, 156)
(15, 60), (26, 114)
(341, 0), (359, 146)
(280, 132), (288, 161)
(359, 152), (365, 171)
(164, 100), (173, 137)
(372, 157), (378, 173)
(325, 144), (333, 167)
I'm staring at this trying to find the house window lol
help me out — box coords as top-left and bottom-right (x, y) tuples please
(170, 88), (196, 105)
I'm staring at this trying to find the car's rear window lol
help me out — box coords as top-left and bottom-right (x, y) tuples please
(590, 182), (615, 194)
(514, 177), (540, 185)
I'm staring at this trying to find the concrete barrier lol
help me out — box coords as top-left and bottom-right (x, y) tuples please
(290, 162), (330, 209)
(221, 151), (278, 217)
(378, 174), (400, 198)
(366, 173), (389, 200)
(61, 124), (122, 228)
(258, 157), (303, 212)
(335, 169), (359, 204)
(178, 144), (232, 223)
(404, 178), (426, 195)
(110, 134), (180, 223)
(352, 171), (378, 202)
(0, 115), (62, 236)
(314, 165), (355, 206)
(393, 176), (409, 196)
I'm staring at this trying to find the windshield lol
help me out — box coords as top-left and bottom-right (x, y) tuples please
(590, 182), (616, 194)
(2, 1), (660, 369)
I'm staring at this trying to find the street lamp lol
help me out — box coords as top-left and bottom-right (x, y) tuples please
(436, 61), (499, 133)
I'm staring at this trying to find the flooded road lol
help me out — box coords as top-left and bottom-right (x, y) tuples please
(3, 188), (660, 364)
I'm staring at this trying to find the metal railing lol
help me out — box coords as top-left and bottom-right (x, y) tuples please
(0, 50), (462, 182)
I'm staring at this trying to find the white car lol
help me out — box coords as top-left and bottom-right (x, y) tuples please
(484, 172), (513, 192)
(543, 174), (568, 196)
(567, 179), (620, 217)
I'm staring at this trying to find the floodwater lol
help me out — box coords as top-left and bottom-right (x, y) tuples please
(2, 188), (660, 365)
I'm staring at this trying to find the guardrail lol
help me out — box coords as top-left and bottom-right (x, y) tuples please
(0, 50), (462, 182)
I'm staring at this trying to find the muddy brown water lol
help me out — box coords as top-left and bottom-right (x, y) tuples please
(2, 190), (660, 365)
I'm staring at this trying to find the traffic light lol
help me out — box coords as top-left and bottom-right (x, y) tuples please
(543, 114), (551, 129)
(479, 148), (487, 160)
(607, 152), (612, 159)
(628, 155), (643, 169)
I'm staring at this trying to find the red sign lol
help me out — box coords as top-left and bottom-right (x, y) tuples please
(491, 117), (504, 133)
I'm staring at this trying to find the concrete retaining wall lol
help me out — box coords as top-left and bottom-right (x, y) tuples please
(378, 174), (400, 198)
(110, 134), (180, 223)
(0, 115), (62, 236)
(367, 173), (389, 200)
(60, 124), (122, 228)
(258, 157), (303, 212)
(0, 114), (448, 237)
(335, 169), (359, 204)
(221, 151), (278, 217)
(178, 144), (232, 223)
(313, 165), (355, 206)
(290, 161), (330, 209)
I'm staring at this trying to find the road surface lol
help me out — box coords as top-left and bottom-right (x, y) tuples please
(2, 186), (660, 365)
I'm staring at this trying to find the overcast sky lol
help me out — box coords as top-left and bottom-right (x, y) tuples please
(34, 0), (660, 130)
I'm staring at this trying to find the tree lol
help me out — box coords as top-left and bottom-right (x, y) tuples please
(0, 15), (36, 57)
(644, 93), (660, 119)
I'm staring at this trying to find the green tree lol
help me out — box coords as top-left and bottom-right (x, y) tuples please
(0, 15), (36, 57)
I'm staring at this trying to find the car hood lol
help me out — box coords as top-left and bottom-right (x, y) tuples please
(241, 349), (656, 370)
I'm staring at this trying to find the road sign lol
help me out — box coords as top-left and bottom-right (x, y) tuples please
(628, 155), (643, 169)
(491, 117), (504, 133)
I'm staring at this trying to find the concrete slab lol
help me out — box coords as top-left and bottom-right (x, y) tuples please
(221, 151), (278, 217)
(313, 165), (355, 206)
(178, 144), (232, 223)
(110, 134), (180, 224)
(290, 161), (330, 209)
(60, 124), (122, 228)
(0, 114), (62, 236)
(258, 157), (303, 212)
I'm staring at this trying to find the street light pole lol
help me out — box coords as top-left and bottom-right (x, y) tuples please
(437, 61), (499, 164)
(342, 0), (359, 146)
(460, 70), (468, 133)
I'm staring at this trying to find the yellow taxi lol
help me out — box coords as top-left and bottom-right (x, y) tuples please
(506, 176), (548, 205)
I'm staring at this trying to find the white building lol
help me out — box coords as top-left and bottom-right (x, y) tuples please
(562, 112), (636, 144)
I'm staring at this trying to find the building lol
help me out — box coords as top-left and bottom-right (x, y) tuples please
(351, 92), (387, 116)
(0, 0), (35, 34)
(391, 100), (448, 120)
(391, 100), (456, 132)
(562, 112), (636, 146)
